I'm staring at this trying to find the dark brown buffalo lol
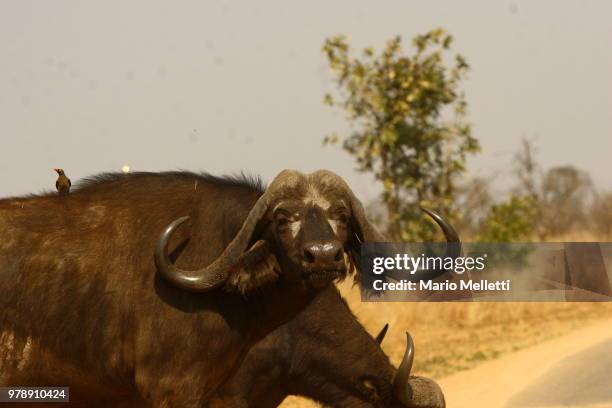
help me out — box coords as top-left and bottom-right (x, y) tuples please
(0, 170), (456, 407)
(210, 285), (444, 408)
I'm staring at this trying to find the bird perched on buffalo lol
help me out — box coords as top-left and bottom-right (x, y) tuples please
(54, 168), (71, 195)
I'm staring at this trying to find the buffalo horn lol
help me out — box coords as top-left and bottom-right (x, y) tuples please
(154, 193), (269, 291)
(375, 323), (389, 345)
(417, 207), (462, 281)
(393, 332), (415, 406)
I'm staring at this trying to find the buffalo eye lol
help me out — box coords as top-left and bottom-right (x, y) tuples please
(331, 207), (350, 225)
(336, 213), (349, 224)
(274, 209), (292, 229)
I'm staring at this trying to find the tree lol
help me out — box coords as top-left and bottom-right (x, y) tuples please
(322, 29), (479, 241)
(455, 177), (493, 239)
(590, 191), (612, 239)
(512, 139), (593, 239)
(539, 166), (592, 237)
(477, 195), (538, 242)
(513, 138), (540, 200)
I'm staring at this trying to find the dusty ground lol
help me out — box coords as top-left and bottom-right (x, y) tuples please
(440, 318), (612, 407)
(280, 280), (612, 407)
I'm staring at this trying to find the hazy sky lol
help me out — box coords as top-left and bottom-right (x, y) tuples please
(1, 0), (611, 200)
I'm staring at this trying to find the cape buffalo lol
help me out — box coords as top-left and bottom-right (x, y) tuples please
(0, 170), (457, 406)
(210, 285), (444, 408)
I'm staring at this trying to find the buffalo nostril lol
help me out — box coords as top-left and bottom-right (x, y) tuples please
(304, 248), (316, 263)
(303, 242), (343, 265)
(334, 249), (343, 262)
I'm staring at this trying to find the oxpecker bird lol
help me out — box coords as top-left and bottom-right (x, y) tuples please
(54, 168), (71, 195)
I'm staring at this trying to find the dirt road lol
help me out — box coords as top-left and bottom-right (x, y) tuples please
(438, 318), (612, 408)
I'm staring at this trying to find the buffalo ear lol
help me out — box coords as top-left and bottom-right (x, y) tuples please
(345, 190), (386, 279)
(225, 240), (281, 295)
(347, 191), (387, 243)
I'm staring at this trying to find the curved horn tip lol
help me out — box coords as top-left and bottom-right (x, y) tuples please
(393, 331), (416, 405)
(375, 323), (390, 345)
(173, 215), (191, 226)
(419, 206), (460, 243)
(154, 215), (227, 292)
(419, 205), (433, 214)
(406, 331), (414, 361)
(157, 216), (191, 247)
(419, 206), (442, 224)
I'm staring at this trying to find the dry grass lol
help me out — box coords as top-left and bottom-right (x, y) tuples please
(335, 281), (612, 378)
